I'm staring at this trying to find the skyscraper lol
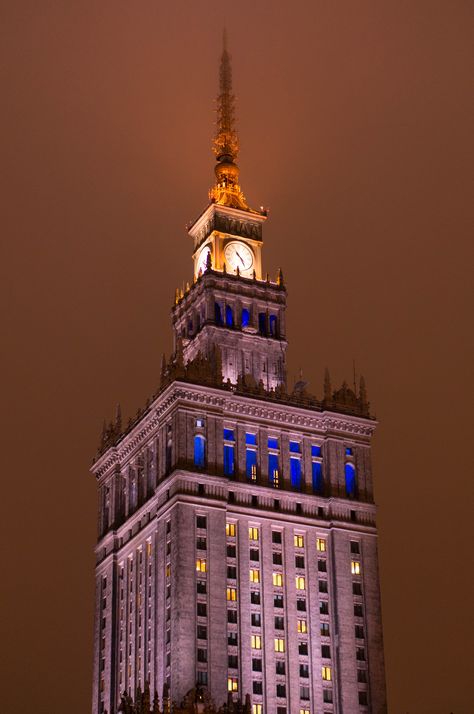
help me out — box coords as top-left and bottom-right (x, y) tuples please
(91, 41), (387, 714)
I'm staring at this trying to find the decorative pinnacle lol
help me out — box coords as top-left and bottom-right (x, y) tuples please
(213, 30), (239, 163)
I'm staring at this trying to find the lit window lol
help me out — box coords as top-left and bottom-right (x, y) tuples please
(311, 445), (322, 457)
(294, 534), (304, 548)
(273, 572), (283, 587)
(274, 638), (285, 653)
(246, 433), (257, 446)
(297, 619), (307, 633)
(317, 538), (326, 552)
(165, 564), (171, 577)
(252, 706), (262, 714)
(268, 437), (279, 450)
(196, 559), (206, 573)
(351, 561), (361, 575)
(268, 454), (279, 487)
(251, 634), (262, 649)
(226, 523), (236, 537)
(289, 440), (301, 453)
(246, 448), (257, 480)
(250, 569), (260, 583)
(346, 447), (353, 456)
(196, 418), (204, 427)
(227, 677), (238, 692)
(224, 428), (235, 441)
(194, 435), (206, 468)
(224, 444), (235, 476)
(300, 710), (310, 714)
(322, 666), (332, 681)
(227, 587), (237, 601)
(312, 460), (323, 494)
(296, 576), (306, 590)
(345, 462), (357, 497)
(249, 527), (259, 541)
(290, 456), (302, 489)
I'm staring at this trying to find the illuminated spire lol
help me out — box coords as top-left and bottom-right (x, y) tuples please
(210, 31), (249, 211)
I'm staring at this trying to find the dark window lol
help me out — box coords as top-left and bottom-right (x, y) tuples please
(350, 541), (360, 554)
(312, 460), (324, 494)
(252, 658), (262, 672)
(354, 604), (364, 617)
(227, 566), (237, 579)
(351, 509), (357, 521)
(274, 616), (284, 630)
(198, 483), (205, 495)
(274, 594), (284, 608)
(355, 625), (365, 639)
(269, 314), (278, 336)
(225, 305), (234, 327)
(356, 647), (366, 661)
(224, 444), (235, 476)
(250, 591), (261, 605)
(353, 582), (363, 596)
(320, 623), (330, 637)
(197, 648), (207, 663)
(228, 632), (238, 646)
(274, 499), (280, 510)
(345, 462), (357, 497)
(227, 545), (236, 558)
(273, 552), (283, 565)
(227, 610), (237, 623)
(318, 559), (327, 572)
(197, 603), (207, 617)
(252, 681), (263, 695)
(197, 625), (207, 640)
(300, 664), (309, 678)
(323, 689), (333, 703)
(346, 447), (353, 456)
(228, 490), (235, 503)
(251, 495), (258, 507)
(275, 660), (286, 675)
(297, 598), (306, 612)
(319, 579), (328, 593)
(276, 684), (286, 698)
(228, 654), (238, 668)
(277, 707), (287, 714)
(320, 601), (329, 615)
(298, 641), (308, 656)
(295, 555), (305, 569)
(214, 302), (223, 326)
(196, 537), (207, 550)
(300, 686), (310, 700)
(272, 531), (282, 544)
(321, 644), (331, 658)
(194, 436), (206, 468)
(251, 613), (261, 627)
(359, 691), (368, 706)
(241, 308), (250, 328)
(290, 457), (302, 489)
(196, 516), (207, 529)
(197, 671), (207, 685)
(258, 312), (267, 335)
(357, 669), (367, 683)
(250, 548), (260, 561)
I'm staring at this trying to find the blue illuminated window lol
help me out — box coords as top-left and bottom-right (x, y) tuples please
(258, 313), (266, 335)
(225, 305), (234, 327)
(194, 435), (206, 468)
(345, 447), (353, 456)
(268, 438), (279, 450)
(224, 429), (235, 442)
(289, 441), (301, 454)
(290, 457), (302, 489)
(246, 433), (257, 446)
(269, 314), (277, 336)
(224, 444), (235, 476)
(269, 453), (279, 487)
(241, 308), (250, 327)
(312, 461), (323, 494)
(246, 449), (257, 480)
(312, 445), (322, 457)
(345, 462), (357, 498)
(214, 302), (223, 326)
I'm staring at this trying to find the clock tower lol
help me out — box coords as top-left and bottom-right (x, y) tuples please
(172, 39), (287, 390)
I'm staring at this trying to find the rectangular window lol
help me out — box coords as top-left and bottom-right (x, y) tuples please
(294, 534), (304, 548)
(298, 641), (308, 656)
(252, 681), (263, 695)
(268, 453), (279, 487)
(322, 666), (332, 681)
(323, 689), (333, 703)
(227, 544), (236, 558)
(273, 572), (283, 587)
(227, 677), (238, 692)
(194, 435), (206, 467)
(226, 522), (236, 537)
(251, 613), (261, 627)
(252, 706), (262, 714)
(276, 661), (286, 675)
(251, 634), (262, 649)
(317, 537), (326, 552)
(295, 555), (305, 569)
(300, 686), (310, 700)
(356, 647), (366, 661)
(226, 587), (237, 601)
(250, 569), (260, 583)
(297, 619), (307, 633)
(249, 527), (259, 541)
(320, 601), (329, 615)
(273, 552), (283, 565)
(197, 580), (206, 594)
(250, 548), (260, 561)
(274, 638), (285, 653)
(353, 582), (363, 596)
(351, 561), (361, 575)
(250, 591), (261, 605)
(357, 669), (367, 683)
(354, 604), (364, 617)
(297, 598), (306, 611)
(350, 540), (360, 554)
(227, 609), (237, 623)
(289, 440), (301, 453)
(312, 460), (323, 493)
(276, 684), (286, 698)
(197, 648), (207, 662)
(196, 515), (207, 529)
(246, 449), (257, 480)
(321, 644), (331, 658)
(318, 559), (327, 572)
(196, 537), (207, 550)
(268, 437), (279, 450)
(224, 428), (235, 441)
(300, 664), (309, 678)
(355, 625), (365, 639)
(274, 616), (284, 630)
(295, 576), (306, 590)
(224, 444), (235, 476)
(274, 594), (284, 608)
(311, 444), (322, 457)
(319, 579), (328, 593)
(228, 654), (238, 668)
(246, 433), (257, 446)
(272, 530), (282, 544)
(228, 632), (238, 646)
(252, 658), (262, 672)
(227, 566), (237, 579)
(196, 558), (207, 573)
(300, 710), (310, 714)
(290, 456), (302, 489)
(197, 625), (207, 640)
(197, 603), (207, 617)
(197, 670), (208, 685)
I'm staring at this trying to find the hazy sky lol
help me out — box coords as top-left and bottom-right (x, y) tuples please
(1, 2), (472, 712)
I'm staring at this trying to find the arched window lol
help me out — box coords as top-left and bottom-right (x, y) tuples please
(214, 302), (223, 326)
(194, 435), (206, 468)
(225, 305), (234, 327)
(241, 308), (250, 328)
(269, 314), (278, 337)
(258, 313), (267, 336)
(345, 462), (357, 498)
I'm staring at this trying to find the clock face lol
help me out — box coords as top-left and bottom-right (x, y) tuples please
(196, 246), (211, 275)
(224, 241), (254, 273)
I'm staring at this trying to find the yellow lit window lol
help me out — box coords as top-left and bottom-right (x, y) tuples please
(322, 665), (332, 681)
(317, 538), (326, 552)
(351, 561), (361, 575)
(251, 634), (262, 649)
(147, 541), (152, 556)
(226, 523), (236, 537)
(227, 676), (238, 692)
(274, 637), (285, 653)
(165, 564), (171, 577)
(249, 527), (259, 541)
(294, 534), (304, 548)
(273, 572), (283, 587)
(252, 706), (262, 714)
(250, 569), (260, 583)
(296, 576), (306, 590)
(250, 464), (257, 481)
(300, 710), (310, 714)
(227, 587), (237, 601)
(196, 559), (207, 573)
(297, 619), (307, 633)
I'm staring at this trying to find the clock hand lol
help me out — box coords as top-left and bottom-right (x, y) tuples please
(235, 250), (245, 266)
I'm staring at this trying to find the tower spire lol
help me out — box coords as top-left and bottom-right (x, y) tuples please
(210, 32), (249, 210)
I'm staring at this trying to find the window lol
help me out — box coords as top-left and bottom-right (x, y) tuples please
(277, 708), (287, 714)
(249, 527), (259, 541)
(258, 312), (267, 335)
(359, 691), (368, 706)
(228, 609), (237, 623)
(269, 314), (278, 336)
(197, 648), (207, 662)
(272, 530), (282, 544)
(298, 641), (308, 656)
(224, 428), (235, 441)
(295, 555), (305, 569)
(268, 437), (279, 449)
(250, 569), (260, 583)
(227, 544), (236, 558)
(228, 654), (238, 668)
(311, 445), (322, 457)
(253, 681), (263, 695)
(250, 548), (260, 561)
(345, 462), (357, 497)
(321, 644), (331, 658)
(356, 647), (366, 661)
(196, 515), (207, 529)
(357, 669), (367, 683)
(300, 686), (310, 700)
(353, 582), (363, 596)
(274, 616), (284, 630)
(252, 706), (262, 714)
(246, 448), (257, 480)
(196, 537), (207, 550)
(227, 587), (237, 601)
(194, 435), (206, 468)
(355, 625), (365, 639)
(251, 613), (261, 627)
(319, 579), (328, 593)
(228, 632), (238, 646)
(250, 591), (261, 605)
(300, 664), (309, 678)
(226, 522), (236, 537)
(323, 689), (333, 703)
(294, 534), (304, 548)
(274, 594), (284, 608)
(215, 302), (223, 325)
(317, 537), (327, 552)
(318, 559), (327, 572)
(289, 440), (301, 453)
(227, 677), (238, 692)
(273, 552), (283, 565)
(252, 658), (262, 672)
(268, 453), (279, 487)
(322, 666), (332, 681)
(227, 566), (237, 579)
(196, 558), (207, 573)
(297, 598), (306, 611)
(276, 684), (286, 698)
(197, 670), (208, 685)
(350, 540), (360, 554)
(197, 580), (207, 594)
(276, 660), (286, 675)
(354, 604), (364, 617)
(196, 418), (205, 428)
(290, 456), (302, 489)
(346, 447), (353, 456)
(197, 625), (207, 640)
(251, 635), (262, 649)
(274, 638), (285, 652)
(300, 710), (310, 714)
(224, 444), (235, 476)
(312, 460), (323, 494)
(197, 603), (207, 617)
(320, 601), (329, 615)
(273, 572), (283, 587)
(295, 576), (306, 590)
(246, 433), (257, 446)
(351, 561), (361, 575)
(297, 619), (307, 633)
(241, 308), (250, 328)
